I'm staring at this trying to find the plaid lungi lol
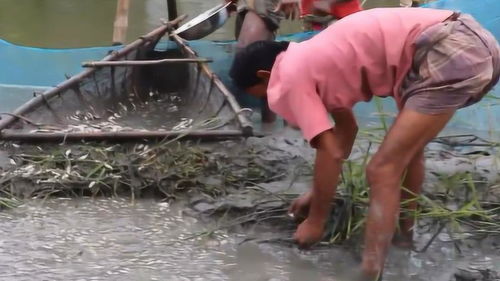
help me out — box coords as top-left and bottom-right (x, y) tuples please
(401, 12), (500, 114)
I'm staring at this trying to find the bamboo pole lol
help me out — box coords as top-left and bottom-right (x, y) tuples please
(0, 130), (249, 142)
(82, 58), (213, 68)
(0, 15), (187, 133)
(113, 0), (131, 45)
(167, 0), (178, 22)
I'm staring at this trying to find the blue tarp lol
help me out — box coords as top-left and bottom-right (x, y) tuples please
(0, 39), (120, 87)
(0, 39), (120, 112)
(424, 0), (500, 40)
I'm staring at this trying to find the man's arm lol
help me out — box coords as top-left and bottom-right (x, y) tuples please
(309, 109), (358, 222)
(328, 109), (358, 158)
(294, 109), (358, 246)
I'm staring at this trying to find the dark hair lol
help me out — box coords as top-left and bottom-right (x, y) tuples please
(230, 41), (290, 89)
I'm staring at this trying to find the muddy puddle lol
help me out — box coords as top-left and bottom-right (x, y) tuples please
(0, 197), (498, 281)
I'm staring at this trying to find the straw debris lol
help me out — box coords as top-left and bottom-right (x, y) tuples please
(0, 139), (287, 202)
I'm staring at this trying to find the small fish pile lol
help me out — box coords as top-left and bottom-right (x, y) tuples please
(28, 92), (210, 133)
(0, 140), (286, 202)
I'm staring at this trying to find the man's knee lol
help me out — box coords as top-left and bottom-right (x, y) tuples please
(409, 149), (425, 167)
(366, 155), (404, 186)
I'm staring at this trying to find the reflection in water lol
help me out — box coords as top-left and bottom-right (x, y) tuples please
(0, 0), (401, 48)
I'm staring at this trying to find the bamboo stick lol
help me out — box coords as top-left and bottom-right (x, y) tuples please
(0, 130), (248, 142)
(113, 0), (131, 45)
(0, 15), (187, 133)
(170, 33), (254, 135)
(82, 58), (213, 67)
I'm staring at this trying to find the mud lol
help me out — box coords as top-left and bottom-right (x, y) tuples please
(0, 197), (497, 281)
(0, 129), (499, 280)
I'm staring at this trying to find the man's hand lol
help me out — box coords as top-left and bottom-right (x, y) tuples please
(290, 110), (357, 249)
(274, 0), (302, 20)
(293, 217), (325, 248)
(288, 191), (312, 223)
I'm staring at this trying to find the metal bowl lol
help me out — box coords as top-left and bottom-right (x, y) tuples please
(174, 2), (232, 41)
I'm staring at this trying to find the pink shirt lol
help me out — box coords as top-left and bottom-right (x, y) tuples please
(267, 8), (453, 142)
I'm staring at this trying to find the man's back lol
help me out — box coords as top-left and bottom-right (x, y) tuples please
(268, 8), (454, 112)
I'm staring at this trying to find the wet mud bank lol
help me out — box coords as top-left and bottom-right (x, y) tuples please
(0, 129), (499, 280)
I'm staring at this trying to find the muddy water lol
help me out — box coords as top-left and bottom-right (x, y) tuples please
(0, 198), (346, 281)
(0, 0), (401, 48)
(0, 197), (497, 281)
(0, 198), (235, 281)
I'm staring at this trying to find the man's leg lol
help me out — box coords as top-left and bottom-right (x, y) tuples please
(235, 10), (275, 50)
(361, 108), (455, 278)
(393, 148), (424, 248)
(235, 10), (277, 123)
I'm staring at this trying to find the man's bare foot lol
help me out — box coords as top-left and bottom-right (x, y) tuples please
(288, 191), (312, 223)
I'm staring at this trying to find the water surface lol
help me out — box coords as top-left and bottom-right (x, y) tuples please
(0, 0), (400, 48)
(0, 198), (497, 280)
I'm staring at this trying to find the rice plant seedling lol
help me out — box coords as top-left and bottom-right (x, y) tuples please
(0, 195), (21, 209)
(373, 97), (390, 133)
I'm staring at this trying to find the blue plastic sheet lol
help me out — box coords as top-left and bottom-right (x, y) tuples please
(0, 39), (120, 112)
(0, 39), (120, 87)
(424, 0), (500, 40)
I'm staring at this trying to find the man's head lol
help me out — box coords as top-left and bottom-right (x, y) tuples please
(230, 40), (290, 97)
